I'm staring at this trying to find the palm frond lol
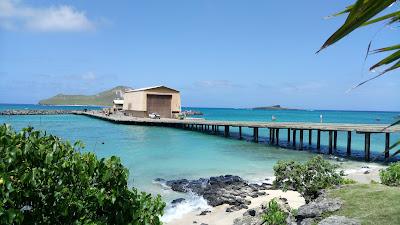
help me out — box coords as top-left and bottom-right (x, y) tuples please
(318, 0), (396, 53)
(371, 44), (400, 54)
(362, 11), (400, 26)
(370, 50), (400, 70)
(348, 59), (399, 90)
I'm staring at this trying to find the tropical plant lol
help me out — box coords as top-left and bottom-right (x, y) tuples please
(0, 124), (165, 224)
(261, 199), (288, 225)
(320, 0), (400, 158)
(319, 0), (399, 82)
(380, 162), (400, 186)
(273, 156), (344, 202)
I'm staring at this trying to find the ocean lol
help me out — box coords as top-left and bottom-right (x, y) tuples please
(1, 104), (399, 221)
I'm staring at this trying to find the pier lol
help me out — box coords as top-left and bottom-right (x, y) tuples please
(75, 111), (400, 162)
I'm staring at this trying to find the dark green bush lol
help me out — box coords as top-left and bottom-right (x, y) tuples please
(380, 162), (400, 186)
(261, 199), (288, 225)
(273, 156), (343, 202)
(0, 124), (165, 224)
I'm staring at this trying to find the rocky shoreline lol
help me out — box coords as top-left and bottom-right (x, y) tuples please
(158, 175), (274, 213)
(0, 109), (79, 115)
(160, 174), (365, 225)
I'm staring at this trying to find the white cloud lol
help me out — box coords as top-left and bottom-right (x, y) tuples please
(194, 80), (243, 88)
(0, 0), (94, 32)
(81, 71), (96, 81)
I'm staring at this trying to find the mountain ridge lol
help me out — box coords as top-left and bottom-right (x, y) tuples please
(39, 86), (132, 106)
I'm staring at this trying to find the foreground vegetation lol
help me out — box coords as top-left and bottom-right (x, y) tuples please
(273, 156), (344, 202)
(0, 124), (165, 224)
(328, 183), (400, 225)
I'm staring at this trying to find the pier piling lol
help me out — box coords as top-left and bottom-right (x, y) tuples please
(224, 125), (229, 137)
(385, 133), (390, 159)
(365, 133), (371, 162)
(329, 131), (333, 154)
(334, 131), (338, 149)
(299, 130), (304, 150)
(292, 129), (297, 148)
(254, 127), (259, 143)
(347, 131), (352, 156)
(276, 129), (280, 145)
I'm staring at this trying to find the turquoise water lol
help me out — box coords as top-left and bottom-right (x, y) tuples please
(1, 104), (399, 201)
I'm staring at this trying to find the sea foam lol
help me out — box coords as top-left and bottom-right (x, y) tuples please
(161, 192), (211, 223)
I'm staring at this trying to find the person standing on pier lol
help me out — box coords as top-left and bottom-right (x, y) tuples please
(320, 114), (323, 123)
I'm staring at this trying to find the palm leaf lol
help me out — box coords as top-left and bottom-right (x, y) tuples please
(370, 50), (400, 70)
(348, 59), (400, 90)
(318, 0), (396, 52)
(371, 44), (400, 54)
(362, 11), (400, 26)
(382, 59), (400, 73)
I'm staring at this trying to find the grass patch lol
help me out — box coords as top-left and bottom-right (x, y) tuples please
(328, 183), (400, 225)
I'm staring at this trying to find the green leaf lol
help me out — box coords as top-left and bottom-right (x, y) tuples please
(318, 0), (396, 52)
(370, 50), (400, 70)
(362, 11), (400, 26)
(371, 44), (400, 54)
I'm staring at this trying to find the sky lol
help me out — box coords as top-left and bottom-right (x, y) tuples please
(0, 0), (399, 111)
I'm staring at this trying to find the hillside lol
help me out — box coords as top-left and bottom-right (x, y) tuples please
(39, 86), (132, 106)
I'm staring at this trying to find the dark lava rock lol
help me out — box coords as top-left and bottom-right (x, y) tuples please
(171, 198), (185, 205)
(164, 175), (273, 212)
(199, 210), (211, 216)
(246, 209), (256, 217)
(318, 216), (360, 225)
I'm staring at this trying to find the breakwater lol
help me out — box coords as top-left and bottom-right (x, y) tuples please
(0, 109), (79, 115)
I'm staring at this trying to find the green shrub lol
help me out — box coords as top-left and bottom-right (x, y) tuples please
(380, 162), (400, 186)
(273, 156), (343, 202)
(261, 199), (288, 225)
(341, 178), (357, 185)
(0, 124), (165, 224)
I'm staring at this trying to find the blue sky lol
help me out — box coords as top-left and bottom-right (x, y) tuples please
(0, 0), (398, 111)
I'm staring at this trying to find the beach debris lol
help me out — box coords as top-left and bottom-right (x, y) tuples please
(199, 210), (211, 216)
(161, 175), (273, 212)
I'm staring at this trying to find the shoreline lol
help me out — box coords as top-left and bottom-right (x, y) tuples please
(162, 162), (385, 225)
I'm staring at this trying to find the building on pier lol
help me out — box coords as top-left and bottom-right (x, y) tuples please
(112, 99), (124, 112)
(122, 86), (181, 118)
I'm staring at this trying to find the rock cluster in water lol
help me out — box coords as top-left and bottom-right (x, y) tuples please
(0, 110), (76, 115)
(157, 175), (273, 212)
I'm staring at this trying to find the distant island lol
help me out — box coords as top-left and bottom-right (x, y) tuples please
(252, 105), (298, 110)
(39, 86), (132, 106)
